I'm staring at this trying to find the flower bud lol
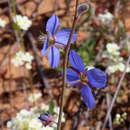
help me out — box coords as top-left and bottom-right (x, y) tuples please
(38, 113), (53, 126)
(77, 3), (89, 16)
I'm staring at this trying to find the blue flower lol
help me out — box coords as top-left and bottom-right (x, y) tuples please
(66, 50), (107, 109)
(38, 113), (53, 126)
(41, 14), (77, 68)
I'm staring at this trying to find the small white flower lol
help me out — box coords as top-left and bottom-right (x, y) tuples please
(24, 52), (34, 62)
(7, 103), (65, 130)
(12, 51), (34, 70)
(28, 92), (42, 103)
(107, 65), (117, 74)
(107, 62), (126, 74)
(53, 107), (65, 123)
(116, 114), (121, 119)
(29, 118), (43, 129)
(13, 15), (32, 30)
(117, 62), (125, 72)
(45, 126), (55, 130)
(41, 104), (49, 111)
(106, 43), (120, 56)
(25, 63), (32, 69)
(11, 57), (24, 66)
(114, 113), (127, 125)
(102, 42), (121, 63)
(98, 12), (114, 24)
(126, 66), (130, 73)
(0, 18), (7, 27)
(7, 121), (12, 128)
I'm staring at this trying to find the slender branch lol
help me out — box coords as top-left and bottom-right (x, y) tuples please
(57, 0), (79, 130)
(27, 33), (49, 90)
(102, 55), (130, 130)
(106, 94), (113, 130)
(10, 0), (16, 16)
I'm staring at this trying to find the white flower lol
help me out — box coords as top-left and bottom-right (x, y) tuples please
(12, 51), (33, 70)
(28, 92), (42, 103)
(54, 106), (59, 114)
(53, 107), (65, 123)
(41, 104), (49, 112)
(13, 15), (32, 30)
(103, 42), (130, 75)
(116, 114), (121, 119)
(98, 12), (114, 24)
(0, 18), (7, 27)
(24, 52), (34, 62)
(107, 65), (117, 74)
(29, 119), (43, 129)
(25, 63), (32, 69)
(106, 43), (120, 56)
(107, 63), (130, 74)
(7, 121), (12, 128)
(126, 66), (130, 73)
(107, 62), (125, 74)
(117, 63), (125, 72)
(7, 103), (65, 130)
(11, 56), (24, 66)
(102, 42), (121, 63)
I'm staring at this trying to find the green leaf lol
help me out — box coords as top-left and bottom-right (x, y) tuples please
(49, 100), (56, 114)
(78, 37), (96, 65)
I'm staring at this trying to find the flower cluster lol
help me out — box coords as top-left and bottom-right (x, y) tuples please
(103, 42), (130, 74)
(0, 18), (7, 27)
(41, 14), (77, 68)
(7, 103), (65, 130)
(28, 92), (42, 103)
(11, 50), (34, 70)
(114, 112), (127, 125)
(98, 11), (114, 24)
(13, 15), (32, 30)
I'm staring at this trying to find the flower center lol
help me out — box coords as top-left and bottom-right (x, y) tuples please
(80, 72), (87, 83)
(49, 36), (55, 45)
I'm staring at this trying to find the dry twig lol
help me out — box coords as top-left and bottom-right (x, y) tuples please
(102, 56), (130, 130)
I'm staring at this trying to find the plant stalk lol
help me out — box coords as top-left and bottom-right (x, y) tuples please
(102, 55), (130, 130)
(57, 0), (79, 130)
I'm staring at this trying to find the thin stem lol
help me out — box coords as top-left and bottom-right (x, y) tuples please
(9, 0), (25, 50)
(102, 55), (130, 130)
(106, 94), (113, 130)
(57, 0), (79, 130)
(10, 0), (16, 16)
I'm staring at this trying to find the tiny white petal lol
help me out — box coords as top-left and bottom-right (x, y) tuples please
(98, 12), (114, 24)
(13, 15), (32, 30)
(0, 18), (7, 27)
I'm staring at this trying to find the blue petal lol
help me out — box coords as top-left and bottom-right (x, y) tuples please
(80, 85), (95, 109)
(55, 29), (77, 45)
(48, 46), (60, 68)
(41, 37), (49, 56)
(66, 68), (80, 86)
(86, 68), (107, 88)
(46, 14), (60, 36)
(67, 69), (79, 80)
(39, 113), (50, 122)
(69, 50), (85, 72)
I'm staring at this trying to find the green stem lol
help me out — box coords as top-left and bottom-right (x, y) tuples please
(11, 0), (16, 16)
(57, 0), (79, 130)
(10, 0), (25, 50)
